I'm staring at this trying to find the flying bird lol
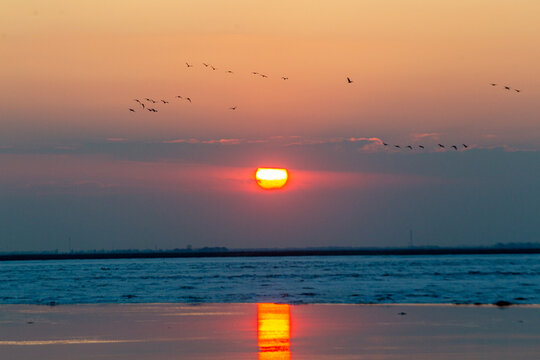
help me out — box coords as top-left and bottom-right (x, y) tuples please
(504, 86), (511, 90)
(419, 145), (425, 149)
(407, 145), (413, 150)
(210, 66), (216, 70)
(202, 63), (209, 67)
(140, 103), (145, 109)
(515, 89), (521, 93)
(176, 96), (183, 99)
(230, 106), (237, 110)
(394, 145), (401, 148)
(226, 70), (234, 73)
(383, 142), (388, 146)
(252, 72), (259, 75)
(438, 144), (445, 148)
(451, 145), (458, 150)
(281, 77), (288, 80)
(186, 97), (191, 103)
(186, 62), (193, 67)
(462, 144), (468, 148)
(161, 100), (169, 104)
(347, 77), (353, 84)
(129, 108), (135, 112)
(490, 83), (497, 86)
(134, 99), (141, 103)
(260, 74), (268, 78)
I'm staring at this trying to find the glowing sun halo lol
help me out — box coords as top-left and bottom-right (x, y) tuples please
(255, 168), (289, 190)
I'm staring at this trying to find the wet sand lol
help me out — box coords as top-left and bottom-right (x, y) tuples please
(0, 303), (539, 359)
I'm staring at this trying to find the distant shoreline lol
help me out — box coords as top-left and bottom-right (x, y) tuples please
(1, 247), (540, 262)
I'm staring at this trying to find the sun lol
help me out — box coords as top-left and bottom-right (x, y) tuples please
(255, 168), (288, 190)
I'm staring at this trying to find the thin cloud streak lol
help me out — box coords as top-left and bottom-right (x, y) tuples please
(412, 133), (442, 141)
(161, 136), (384, 147)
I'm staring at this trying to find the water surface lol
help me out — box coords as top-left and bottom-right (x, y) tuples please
(1, 254), (539, 304)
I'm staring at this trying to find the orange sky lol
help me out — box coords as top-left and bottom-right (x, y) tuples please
(1, 0), (539, 147)
(0, 1), (539, 251)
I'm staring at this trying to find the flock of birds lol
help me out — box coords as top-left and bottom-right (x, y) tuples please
(128, 61), (523, 114)
(129, 97), (191, 113)
(382, 142), (469, 151)
(489, 83), (521, 93)
(128, 61), (293, 113)
(126, 62), (523, 151)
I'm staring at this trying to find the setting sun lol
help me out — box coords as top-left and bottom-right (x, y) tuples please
(255, 168), (289, 190)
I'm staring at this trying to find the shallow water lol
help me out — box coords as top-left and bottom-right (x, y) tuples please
(1, 254), (539, 304)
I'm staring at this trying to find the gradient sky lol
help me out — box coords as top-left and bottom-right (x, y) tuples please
(0, 1), (539, 251)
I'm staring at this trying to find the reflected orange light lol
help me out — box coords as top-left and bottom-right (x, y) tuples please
(255, 168), (289, 190)
(257, 303), (291, 360)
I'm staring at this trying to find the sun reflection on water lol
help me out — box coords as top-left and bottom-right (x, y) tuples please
(257, 303), (291, 360)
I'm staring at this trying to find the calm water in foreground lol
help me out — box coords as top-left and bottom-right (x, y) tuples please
(2, 304), (540, 360)
(1, 254), (539, 304)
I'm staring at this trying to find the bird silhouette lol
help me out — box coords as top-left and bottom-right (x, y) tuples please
(186, 97), (191, 103)
(383, 142), (388, 146)
(347, 77), (353, 84)
(438, 144), (445, 148)
(210, 66), (216, 70)
(176, 96), (183, 99)
(419, 145), (425, 149)
(226, 70), (234, 73)
(515, 89), (521, 93)
(407, 145), (413, 149)
(490, 83), (497, 86)
(252, 72), (258, 75)
(394, 145), (401, 148)
(145, 98), (152, 102)
(504, 86), (511, 90)
(134, 99), (141, 103)
(463, 144), (468, 148)
(129, 108), (135, 112)
(186, 62), (193, 67)
(202, 63), (209, 67)
(230, 106), (237, 110)
(161, 100), (169, 104)
(140, 103), (145, 109)
(260, 74), (268, 78)
(281, 77), (288, 80)
(451, 145), (458, 150)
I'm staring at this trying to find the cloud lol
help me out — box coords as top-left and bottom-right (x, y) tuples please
(200, 138), (243, 145)
(411, 132), (442, 141)
(162, 138), (243, 145)
(162, 138), (200, 144)
(161, 136), (383, 148)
